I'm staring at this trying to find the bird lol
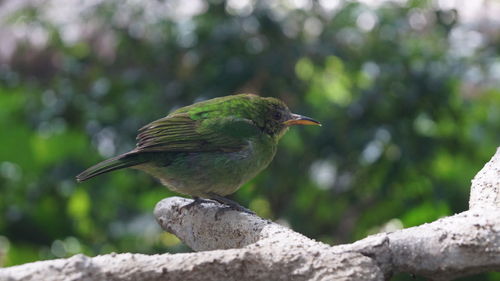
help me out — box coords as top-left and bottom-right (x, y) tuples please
(76, 94), (320, 213)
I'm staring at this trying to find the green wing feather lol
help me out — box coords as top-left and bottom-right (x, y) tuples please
(135, 112), (261, 153)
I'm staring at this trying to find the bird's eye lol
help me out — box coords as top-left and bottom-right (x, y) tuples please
(273, 111), (282, 120)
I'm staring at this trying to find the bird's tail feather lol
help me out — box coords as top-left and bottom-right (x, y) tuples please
(76, 153), (145, 182)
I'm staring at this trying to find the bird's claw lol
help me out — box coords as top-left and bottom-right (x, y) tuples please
(179, 197), (213, 212)
(206, 192), (255, 219)
(180, 195), (255, 219)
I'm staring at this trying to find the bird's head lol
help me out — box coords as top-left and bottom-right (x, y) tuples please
(258, 96), (321, 139)
(188, 94), (321, 139)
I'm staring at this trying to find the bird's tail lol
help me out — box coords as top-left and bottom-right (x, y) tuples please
(76, 152), (145, 182)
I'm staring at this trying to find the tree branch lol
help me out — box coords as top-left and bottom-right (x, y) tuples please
(469, 147), (500, 209)
(1, 147), (499, 281)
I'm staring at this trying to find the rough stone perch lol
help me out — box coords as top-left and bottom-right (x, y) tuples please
(1, 147), (500, 281)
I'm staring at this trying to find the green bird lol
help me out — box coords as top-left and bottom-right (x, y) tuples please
(76, 94), (320, 212)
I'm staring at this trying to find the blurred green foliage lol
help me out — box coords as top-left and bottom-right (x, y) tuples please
(0, 0), (499, 279)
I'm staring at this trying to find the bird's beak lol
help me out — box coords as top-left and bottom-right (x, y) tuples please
(283, 114), (321, 126)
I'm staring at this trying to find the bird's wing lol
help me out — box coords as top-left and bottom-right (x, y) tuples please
(135, 113), (261, 153)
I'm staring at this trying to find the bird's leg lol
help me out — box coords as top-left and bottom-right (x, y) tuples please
(207, 193), (255, 215)
(180, 196), (213, 211)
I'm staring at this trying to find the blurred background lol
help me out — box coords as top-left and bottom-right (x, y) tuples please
(0, 0), (499, 279)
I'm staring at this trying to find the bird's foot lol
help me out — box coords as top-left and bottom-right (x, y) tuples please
(179, 197), (214, 212)
(207, 193), (255, 216)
